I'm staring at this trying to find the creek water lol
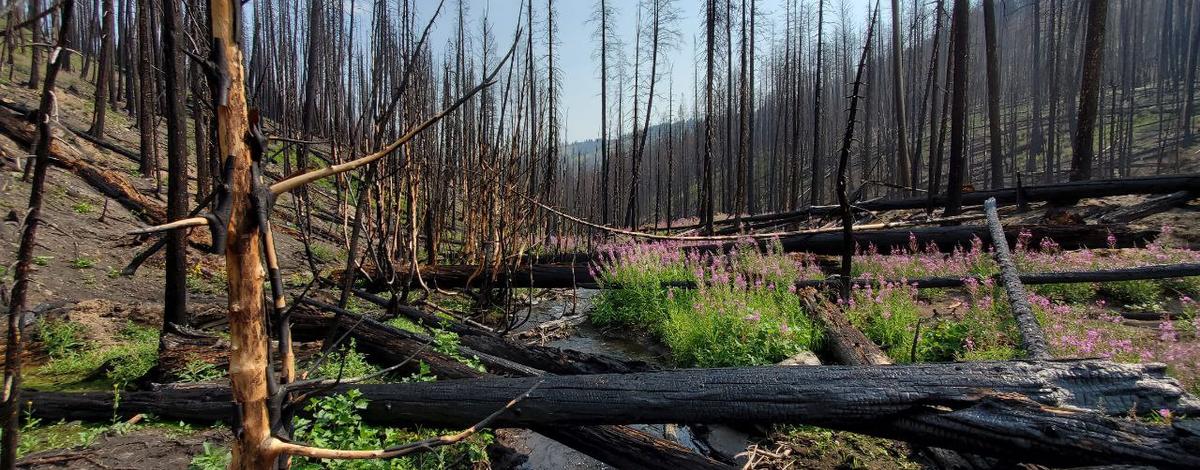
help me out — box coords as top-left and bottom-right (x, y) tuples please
(494, 289), (751, 469)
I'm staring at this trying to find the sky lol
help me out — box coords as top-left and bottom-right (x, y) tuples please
(411, 0), (873, 142)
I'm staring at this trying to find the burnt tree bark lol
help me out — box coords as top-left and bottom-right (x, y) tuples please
(22, 360), (1200, 469)
(2, 2), (73, 467)
(86, 0), (114, 137)
(160, 0), (189, 329)
(1070, 0), (1108, 181)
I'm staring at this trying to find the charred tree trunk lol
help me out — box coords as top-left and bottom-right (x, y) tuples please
(87, 0), (114, 137)
(944, 0), (968, 216)
(160, 0), (189, 330)
(982, 0), (1004, 189)
(1070, 0), (1108, 181)
(2, 3), (73, 467)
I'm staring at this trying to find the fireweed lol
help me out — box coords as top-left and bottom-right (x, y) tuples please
(1037, 292), (1200, 391)
(592, 228), (1199, 380)
(842, 277), (1018, 363)
(592, 239), (822, 366)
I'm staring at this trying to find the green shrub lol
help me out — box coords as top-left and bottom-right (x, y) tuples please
(291, 390), (491, 469)
(32, 255), (52, 266)
(592, 284), (671, 330)
(71, 202), (95, 214)
(37, 322), (158, 387)
(1163, 276), (1200, 298)
(1031, 282), (1098, 304)
(189, 442), (231, 470)
(69, 257), (96, 269)
(663, 287), (821, 367)
(36, 320), (86, 359)
(315, 339), (378, 380)
(178, 360), (223, 383)
(1101, 279), (1163, 306)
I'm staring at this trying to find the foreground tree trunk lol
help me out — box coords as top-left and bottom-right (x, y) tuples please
(207, 1), (273, 468)
(983, 0), (1004, 189)
(944, 0), (969, 215)
(2, 2), (74, 467)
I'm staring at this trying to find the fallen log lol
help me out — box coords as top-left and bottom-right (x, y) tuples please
(23, 360), (1200, 468)
(687, 174), (1200, 229)
(289, 302), (732, 468)
(801, 295), (993, 468)
(1099, 190), (1198, 224)
(768, 223), (1154, 255)
(293, 299), (656, 376)
(346, 225), (1160, 291)
(984, 198), (1052, 359)
(0, 109), (166, 224)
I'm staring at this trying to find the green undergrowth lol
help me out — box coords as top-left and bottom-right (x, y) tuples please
(766, 425), (922, 470)
(843, 279), (1020, 363)
(27, 320), (158, 390)
(10, 407), (210, 461)
(188, 390), (491, 470)
(593, 241), (823, 367)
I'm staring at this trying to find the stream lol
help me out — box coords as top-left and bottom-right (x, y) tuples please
(494, 289), (752, 469)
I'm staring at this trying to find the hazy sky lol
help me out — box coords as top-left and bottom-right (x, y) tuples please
(417, 0), (874, 142)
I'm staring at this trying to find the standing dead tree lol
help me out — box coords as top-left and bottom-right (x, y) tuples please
(1070, 0), (1109, 182)
(129, 3), (552, 465)
(2, 2), (74, 467)
(837, 1), (878, 300)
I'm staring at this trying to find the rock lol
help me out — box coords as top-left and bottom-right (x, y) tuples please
(777, 351), (821, 366)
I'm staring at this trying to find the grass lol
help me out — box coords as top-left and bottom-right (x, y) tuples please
(28, 322), (159, 389)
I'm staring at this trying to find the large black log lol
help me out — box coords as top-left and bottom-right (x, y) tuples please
(288, 300), (725, 468)
(292, 299), (655, 376)
(681, 174), (1200, 230)
(23, 360), (1200, 468)
(768, 223), (1154, 255)
(349, 225), (1158, 290)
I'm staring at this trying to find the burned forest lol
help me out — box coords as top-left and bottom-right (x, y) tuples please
(4, 0), (1200, 468)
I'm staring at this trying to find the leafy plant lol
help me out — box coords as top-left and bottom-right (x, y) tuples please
(291, 390), (491, 469)
(178, 359), (224, 383)
(315, 339), (379, 380)
(189, 442), (231, 470)
(1101, 279), (1163, 306)
(36, 322), (158, 387)
(69, 257), (96, 269)
(36, 320), (87, 359)
(32, 255), (52, 266)
(71, 202), (95, 214)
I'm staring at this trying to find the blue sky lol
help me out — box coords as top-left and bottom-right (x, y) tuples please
(409, 0), (874, 142)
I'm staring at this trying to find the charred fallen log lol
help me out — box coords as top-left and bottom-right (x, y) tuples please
(984, 198), (1052, 359)
(0, 109), (167, 224)
(679, 174), (1200, 230)
(23, 360), (1200, 468)
(292, 299), (656, 376)
(281, 301), (730, 468)
(345, 225), (1158, 290)
(1099, 190), (1198, 224)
